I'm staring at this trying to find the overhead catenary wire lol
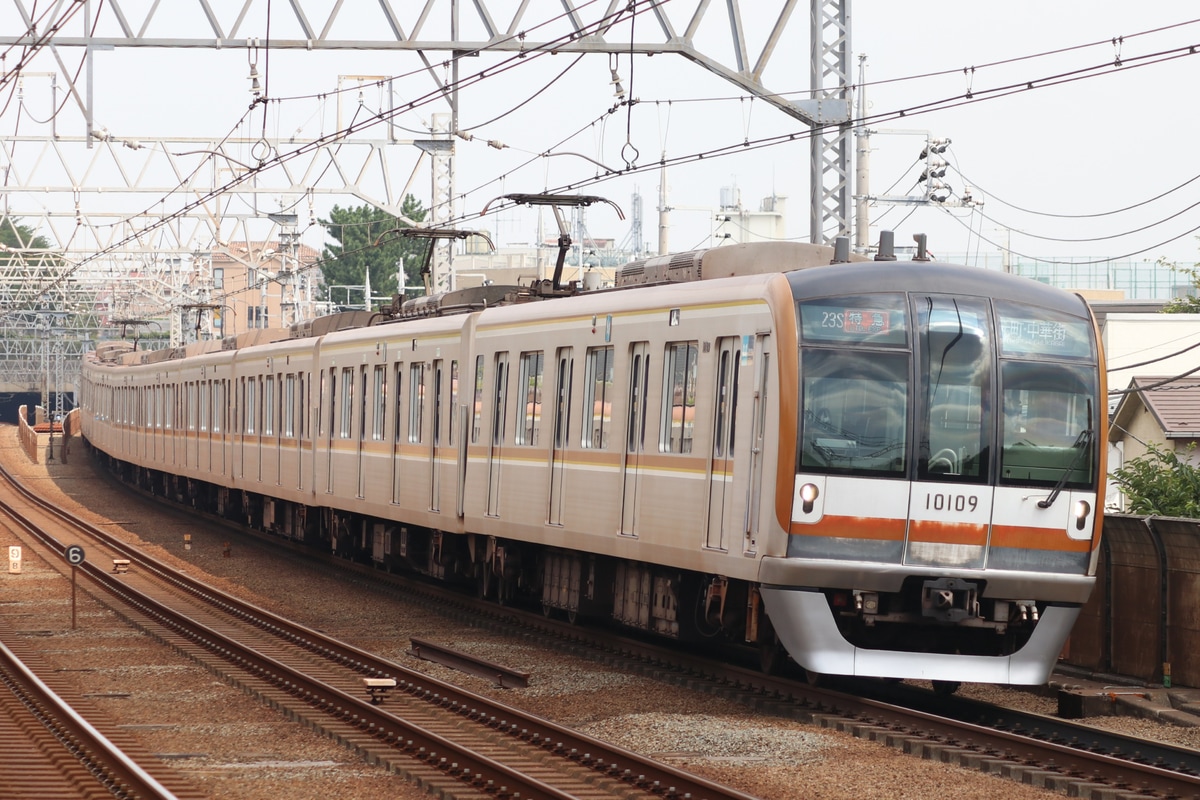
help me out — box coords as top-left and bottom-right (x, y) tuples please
(16, 9), (1200, 317)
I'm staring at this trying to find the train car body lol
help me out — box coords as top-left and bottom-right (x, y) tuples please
(79, 242), (1106, 685)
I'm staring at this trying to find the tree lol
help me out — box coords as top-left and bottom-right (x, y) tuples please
(318, 197), (428, 309)
(0, 216), (52, 266)
(1160, 257), (1200, 313)
(1110, 442), (1200, 517)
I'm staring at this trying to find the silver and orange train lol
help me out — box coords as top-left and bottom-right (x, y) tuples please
(79, 240), (1105, 685)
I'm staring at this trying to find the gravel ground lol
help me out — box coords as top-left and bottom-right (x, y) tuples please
(0, 427), (1129, 799)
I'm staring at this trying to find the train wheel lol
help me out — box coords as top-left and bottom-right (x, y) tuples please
(566, 608), (578, 625)
(759, 636), (785, 675)
(932, 680), (961, 695)
(803, 669), (825, 687)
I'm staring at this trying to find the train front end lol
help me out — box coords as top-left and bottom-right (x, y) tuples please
(759, 260), (1105, 685)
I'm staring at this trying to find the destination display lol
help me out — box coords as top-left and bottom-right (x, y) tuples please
(994, 300), (1093, 359)
(799, 295), (908, 346)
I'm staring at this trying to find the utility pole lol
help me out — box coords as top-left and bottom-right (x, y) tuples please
(657, 160), (670, 256)
(854, 55), (871, 253)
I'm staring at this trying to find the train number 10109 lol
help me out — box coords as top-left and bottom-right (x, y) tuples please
(924, 492), (979, 513)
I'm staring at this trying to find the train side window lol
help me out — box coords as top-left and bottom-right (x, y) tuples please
(492, 353), (510, 446)
(213, 381), (223, 434)
(660, 341), (699, 454)
(246, 377), (257, 434)
(393, 362), (405, 443)
(433, 359), (444, 446)
(471, 356), (485, 444)
(358, 366), (368, 444)
(264, 375), (275, 436)
(298, 374), (306, 440)
(449, 360), (459, 445)
(326, 369), (336, 441)
(409, 362), (425, 444)
(285, 374), (296, 438)
(372, 365), (386, 441)
(553, 348), (573, 449)
(233, 381), (242, 434)
(713, 344), (742, 458)
(582, 346), (614, 449)
(339, 367), (354, 439)
(516, 351), (544, 446)
(627, 344), (650, 453)
(199, 381), (208, 432)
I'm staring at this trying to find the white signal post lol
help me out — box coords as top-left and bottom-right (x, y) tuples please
(65, 545), (85, 629)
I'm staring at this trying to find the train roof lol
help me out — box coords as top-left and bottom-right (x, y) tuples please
(786, 259), (1093, 319)
(615, 241), (869, 287)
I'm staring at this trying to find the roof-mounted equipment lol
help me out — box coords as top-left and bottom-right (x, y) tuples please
(382, 227), (496, 298)
(482, 193), (624, 298)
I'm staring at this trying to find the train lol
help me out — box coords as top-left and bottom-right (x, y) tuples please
(78, 237), (1106, 686)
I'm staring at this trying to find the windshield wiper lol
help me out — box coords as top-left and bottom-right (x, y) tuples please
(1037, 428), (1093, 509)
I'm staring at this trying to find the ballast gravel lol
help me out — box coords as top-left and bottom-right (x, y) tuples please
(0, 427), (1143, 799)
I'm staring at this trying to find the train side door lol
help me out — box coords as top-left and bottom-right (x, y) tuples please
(619, 342), (650, 536)
(430, 359), (443, 512)
(744, 335), (770, 555)
(392, 362), (405, 505)
(706, 338), (741, 550)
(548, 348), (573, 526)
(268, 373), (279, 486)
(356, 366), (367, 498)
(325, 367), (336, 494)
(486, 353), (509, 517)
(235, 378), (245, 479)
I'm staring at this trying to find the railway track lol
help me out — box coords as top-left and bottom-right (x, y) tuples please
(0, 461), (760, 800)
(0, 613), (200, 800)
(13, 451), (1200, 799)
(127, 485), (1200, 800)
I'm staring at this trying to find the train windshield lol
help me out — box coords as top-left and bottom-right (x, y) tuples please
(916, 296), (991, 483)
(799, 294), (909, 477)
(798, 292), (1098, 489)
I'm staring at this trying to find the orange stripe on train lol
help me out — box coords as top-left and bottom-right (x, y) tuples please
(788, 515), (906, 541)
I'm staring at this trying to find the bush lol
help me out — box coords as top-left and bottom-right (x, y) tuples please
(1110, 442), (1200, 518)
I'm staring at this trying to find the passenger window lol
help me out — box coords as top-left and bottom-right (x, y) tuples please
(492, 353), (509, 446)
(393, 363), (404, 444)
(409, 363), (425, 444)
(660, 341), (698, 454)
(372, 366), (385, 441)
(246, 377), (257, 434)
(264, 375), (275, 436)
(471, 356), (484, 444)
(582, 346), (614, 449)
(339, 367), (353, 438)
(517, 351), (544, 446)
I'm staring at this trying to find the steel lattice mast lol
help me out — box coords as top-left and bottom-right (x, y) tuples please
(0, 0), (852, 397)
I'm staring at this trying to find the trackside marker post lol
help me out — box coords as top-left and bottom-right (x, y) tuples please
(8, 546), (19, 574)
(65, 544), (85, 630)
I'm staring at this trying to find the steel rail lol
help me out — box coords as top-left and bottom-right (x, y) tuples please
(0, 460), (760, 800)
(0, 631), (181, 799)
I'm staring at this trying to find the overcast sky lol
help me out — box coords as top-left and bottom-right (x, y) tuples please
(6, 1), (1200, 269)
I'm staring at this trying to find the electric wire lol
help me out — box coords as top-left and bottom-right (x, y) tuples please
(14, 8), (1200, 317)
(2, 0), (657, 313)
